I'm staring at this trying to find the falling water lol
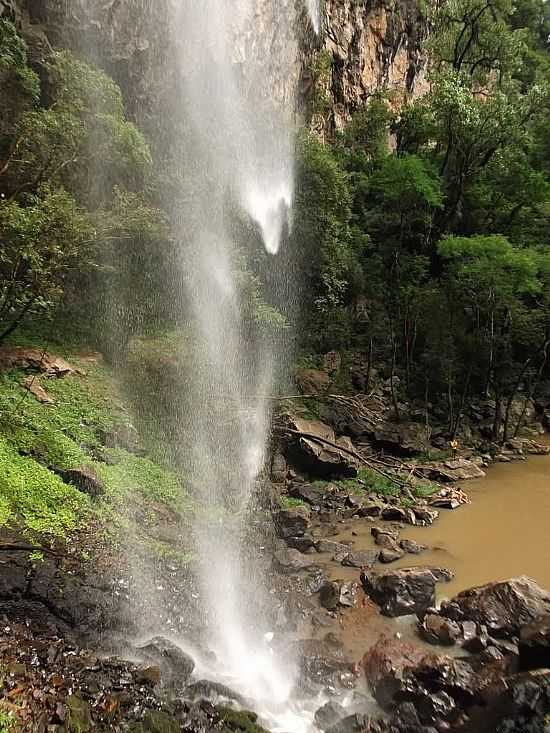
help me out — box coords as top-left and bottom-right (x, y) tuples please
(306, 0), (322, 33)
(169, 1), (315, 730)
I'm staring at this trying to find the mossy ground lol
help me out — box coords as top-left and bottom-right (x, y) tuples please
(0, 334), (192, 554)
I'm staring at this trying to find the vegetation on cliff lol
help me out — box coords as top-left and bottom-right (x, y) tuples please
(292, 0), (550, 441)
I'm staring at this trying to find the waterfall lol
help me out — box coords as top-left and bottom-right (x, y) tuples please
(306, 0), (321, 33)
(169, 1), (315, 730)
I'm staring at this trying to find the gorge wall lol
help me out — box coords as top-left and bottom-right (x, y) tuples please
(4, 0), (430, 139)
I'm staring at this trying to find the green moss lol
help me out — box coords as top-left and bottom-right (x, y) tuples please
(0, 710), (16, 733)
(218, 708), (270, 733)
(130, 710), (179, 733)
(96, 451), (184, 507)
(279, 496), (307, 509)
(0, 436), (89, 538)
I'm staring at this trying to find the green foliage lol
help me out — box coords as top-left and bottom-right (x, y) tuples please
(0, 24), (161, 342)
(97, 451), (183, 508)
(0, 709), (16, 733)
(0, 436), (89, 537)
(279, 495), (307, 509)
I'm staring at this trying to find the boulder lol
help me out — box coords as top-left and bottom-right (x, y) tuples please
(439, 577), (550, 638)
(362, 634), (427, 710)
(283, 416), (359, 478)
(0, 346), (80, 377)
(372, 527), (401, 551)
(136, 637), (194, 682)
(379, 549), (405, 564)
(412, 506), (439, 525)
(319, 582), (340, 611)
(361, 567), (453, 617)
(295, 369), (330, 395)
(314, 701), (347, 731)
(455, 669), (550, 733)
(400, 539), (426, 555)
(326, 713), (371, 733)
(289, 483), (324, 505)
(341, 550), (378, 568)
(373, 421), (432, 455)
(274, 547), (317, 572)
(315, 539), (351, 557)
(420, 458), (485, 482)
(275, 506), (311, 539)
(519, 615), (550, 671)
(419, 614), (462, 646)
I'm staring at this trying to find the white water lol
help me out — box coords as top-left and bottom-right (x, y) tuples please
(306, 0), (321, 33)
(169, 1), (315, 730)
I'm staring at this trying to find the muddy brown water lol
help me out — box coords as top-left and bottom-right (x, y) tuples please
(325, 448), (550, 599)
(312, 448), (550, 660)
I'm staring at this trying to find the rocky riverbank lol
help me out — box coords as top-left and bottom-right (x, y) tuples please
(1, 344), (550, 731)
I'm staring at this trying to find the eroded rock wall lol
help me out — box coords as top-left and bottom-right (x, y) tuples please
(304, 0), (430, 136)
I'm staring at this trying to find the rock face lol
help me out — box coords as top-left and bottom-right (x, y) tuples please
(519, 615), (550, 671)
(283, 415), (359, 478)
(312, 0), (430, 135)
(439, 577), (550, 637)
(362, 635), (427, 710)
(361, 566), (453, 617)
(373, 421), (432, 455)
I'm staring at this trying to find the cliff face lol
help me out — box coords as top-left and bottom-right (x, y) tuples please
(304, 0), (430, 135)
(7, 0), (430, 138)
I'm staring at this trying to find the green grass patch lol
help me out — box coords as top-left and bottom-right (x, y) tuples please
(279, 495), (307, 509)
(312, 468), (439, 502)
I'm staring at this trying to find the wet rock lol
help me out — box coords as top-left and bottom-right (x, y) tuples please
(379, 548), (405, 563)
(361, 567), (453, 617)
(136, 665), (162, 685)
(294, 638), (353, 688)
(295, 368), (330, 395)
(289, 483), (324, 505)
(341, 550), (378, 568)
(275, 506), (311, 539)
(326, 713), (371, 733)
(314, 701), (347, 731)
(362, 634), (427, 710)
(315, 539), (351, 556)
(271, 452), (288, 483)
(274, 547), (317, 572)
(319, 582), (340, 611)
(283, 415), (359, 478)
(417, 690), (457, 725)
(455, 669), (550, 733)
(412, 506), (439, 525)
(419, 614), (462, 646)
(136, 637), (194, 682)
(285, 534), (316, 552)
(54, 466), (105, 498)
(183, 680), (245, 705)
(356, 501), (384, 518)
(339, 582), (358, 607)
(381, 505), (409, 522)
(372, 527), (401, 551)
(374, 421), (431, 455)
(438, 576), (550, 638)
(519, 615), (550, 671)
(400, 539), (426, 555)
